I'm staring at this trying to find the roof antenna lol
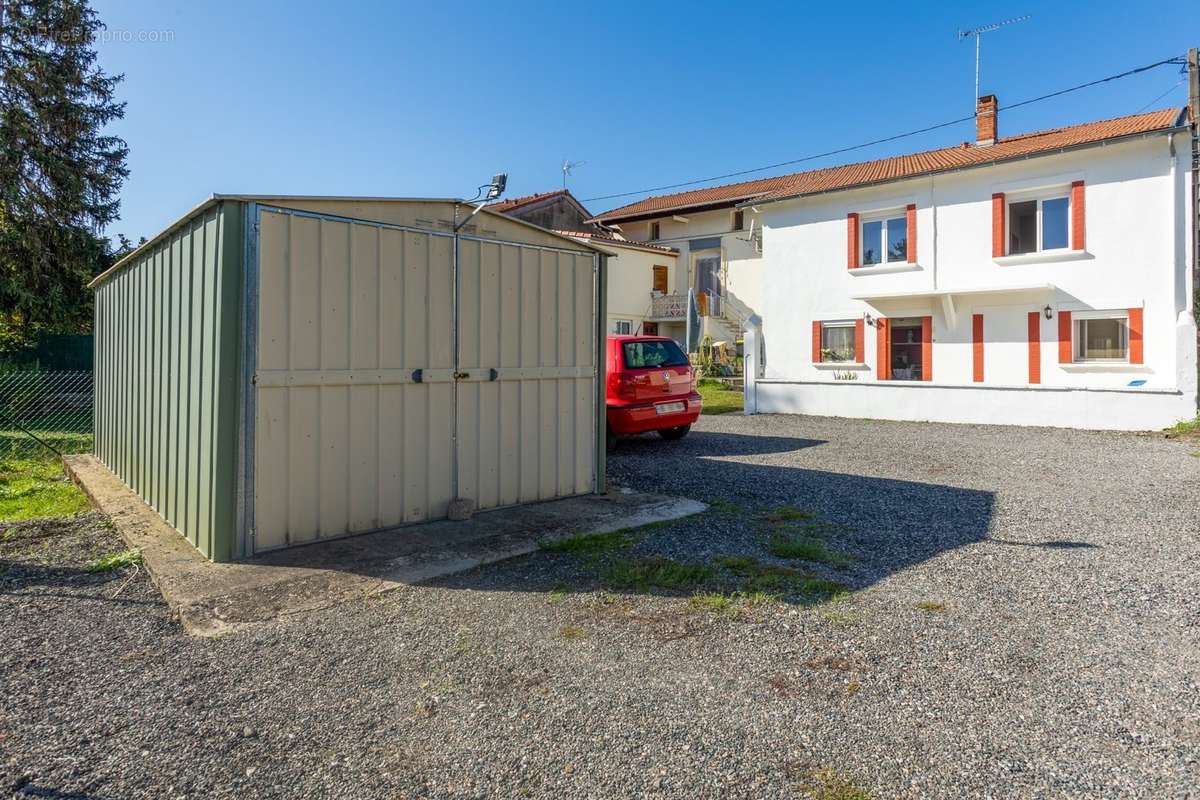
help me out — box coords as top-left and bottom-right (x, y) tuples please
(562, 159), (586, 189)
(957, 15), (1030, 107)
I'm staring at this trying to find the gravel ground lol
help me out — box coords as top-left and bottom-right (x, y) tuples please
(2, 414), (1198, 799)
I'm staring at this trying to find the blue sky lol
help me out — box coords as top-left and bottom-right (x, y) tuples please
(92, 0), (1194, 241)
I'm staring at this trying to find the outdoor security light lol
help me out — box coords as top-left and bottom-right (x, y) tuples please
(486, 173), (507, 201)
(1044, 305), (1053, 320)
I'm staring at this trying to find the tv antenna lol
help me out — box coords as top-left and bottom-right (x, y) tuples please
(562, 159), (586, 189)
(958, 15), (1030, 107)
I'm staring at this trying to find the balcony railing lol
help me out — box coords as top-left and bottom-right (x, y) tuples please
(649, 292), (687, 320)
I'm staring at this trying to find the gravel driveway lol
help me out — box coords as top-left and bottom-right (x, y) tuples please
(3, 414), (1197, 799)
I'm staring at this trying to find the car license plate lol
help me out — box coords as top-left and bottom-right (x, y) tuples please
(655, 401), (685, 415)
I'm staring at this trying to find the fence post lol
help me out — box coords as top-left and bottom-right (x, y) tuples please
(743, 324), (759, 415)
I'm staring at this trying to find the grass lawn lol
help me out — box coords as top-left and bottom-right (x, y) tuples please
(0, 458), (91, 521)
(697, 379), (744, 415)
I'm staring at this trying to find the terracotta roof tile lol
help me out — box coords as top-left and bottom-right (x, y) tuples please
(590, 108), (1185, 222)
(487, 189), (573, 214)
(552, 229), (678, 255)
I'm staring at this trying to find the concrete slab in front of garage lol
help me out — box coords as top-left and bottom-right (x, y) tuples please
(64, 454), (706, 637)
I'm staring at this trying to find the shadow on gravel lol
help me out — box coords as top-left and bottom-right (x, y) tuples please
(990, 538), (1100, 550)
(429, 428), (998, 604)
(11, 782), (112, 799)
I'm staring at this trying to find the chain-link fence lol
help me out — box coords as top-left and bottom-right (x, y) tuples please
(0, 371), (94, 461)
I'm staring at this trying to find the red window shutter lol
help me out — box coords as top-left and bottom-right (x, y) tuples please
(906, 203), (917, 263)
(992, 193), (1006, 257)
(1070, 181), (1085, 251)
(847, 213), (860, 269)
(1128, 308), (1143, 364)
(854, 319), (865, 362)
(920, 316), (933, 381)
(972, 314), (984, 382)
(812, 321), (822, 363)
(876, 318), (889, 380)
(1028, 312), (1042, 384)
(1058, 310), (1072, 364)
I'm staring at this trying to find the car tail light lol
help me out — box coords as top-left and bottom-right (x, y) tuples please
(615, 373), (638, 400)
(689, 367), (697, 391)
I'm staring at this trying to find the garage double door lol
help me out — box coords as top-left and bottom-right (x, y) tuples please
(250, 207), (597, 553)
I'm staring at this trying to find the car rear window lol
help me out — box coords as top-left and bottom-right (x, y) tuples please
(622, 339), (689, 369)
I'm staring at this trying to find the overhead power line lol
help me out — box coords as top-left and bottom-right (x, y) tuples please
(583, 55), (1186, 205)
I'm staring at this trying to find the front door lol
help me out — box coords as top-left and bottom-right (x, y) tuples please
(695, 254), (721, 316)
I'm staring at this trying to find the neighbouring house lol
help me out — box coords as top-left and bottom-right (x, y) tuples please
(487, 189), (595, 233)
(587, 172), (773, 352)
(489, 190), (688, 343)
(735, 97), (1196, 431)
(553, 230), (682, 339)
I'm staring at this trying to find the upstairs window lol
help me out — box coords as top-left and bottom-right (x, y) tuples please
(862, 215), (907, 266)
(732, 210), (745, 231)
(649, 221), (661, 240)
(1074, 314), (1128, 362)
(1008, 195), (1069, 254)
(820, 322), (856, 363)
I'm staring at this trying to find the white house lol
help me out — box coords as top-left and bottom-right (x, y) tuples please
(588, 183), (769, 349)
(592, 98), (1197, 431)
(553, 230), (682, 339)
(744, 98), (1196, 431)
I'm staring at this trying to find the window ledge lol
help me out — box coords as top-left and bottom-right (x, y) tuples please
(813, 362), (869, 370)
(849, 262), (922, 276)
(1059, 363), (1153, 374)
(994, 250), (1091, 266)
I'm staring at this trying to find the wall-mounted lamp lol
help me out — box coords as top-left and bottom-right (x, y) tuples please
(864, 312), (876, 327)
(1043, 305), (1053, 320)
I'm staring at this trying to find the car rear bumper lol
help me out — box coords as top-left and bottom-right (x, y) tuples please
(607, 392), (703, 435)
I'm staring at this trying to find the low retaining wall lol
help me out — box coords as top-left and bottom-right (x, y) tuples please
(747, 379), (1194, 431)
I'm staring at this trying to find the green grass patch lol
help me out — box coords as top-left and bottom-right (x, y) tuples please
(546, 584), (572, 604)
(798, 767), (874, 800)
(0, 459), (90, 521)
(697, 379), (743, 415)
(706, 498), (743, 515)
(715, 555), (848, 602)
(605, 556), (717, 592)
(1164, 416), (1200, 437)
(540, 530), (632, 555)
(689, 590), (779, 614)
(559, 624), (586, 640)
(688, 592), (736, 614)
(762, 505), (817, 523)
(915, 600), (947, 612)
(84, 548), (141, 573)
(767, 532), (853, 567)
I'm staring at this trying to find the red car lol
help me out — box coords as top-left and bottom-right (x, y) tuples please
(605, 335), (702, 447)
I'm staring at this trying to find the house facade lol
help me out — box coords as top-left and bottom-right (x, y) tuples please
(740, 99), (1197, 430)
(589, 184), (770, 350)
(554, 230), (682, 339)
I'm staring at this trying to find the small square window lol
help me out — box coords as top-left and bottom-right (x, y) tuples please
(820, 323), (856, 363)
(613, 320), (633, 335)
(1008, 195), (1070, 255)
(861, 214), (907, 266)
(1074, 316), (1128, 362)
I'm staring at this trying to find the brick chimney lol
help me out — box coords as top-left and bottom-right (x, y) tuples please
(976, 95), (998, 146)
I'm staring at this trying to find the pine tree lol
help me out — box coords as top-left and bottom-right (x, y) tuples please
(0, 0), (129, 346)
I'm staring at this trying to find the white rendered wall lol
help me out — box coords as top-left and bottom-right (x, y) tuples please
(597, 243), (677, 335)
(752, 133), (1197, 430)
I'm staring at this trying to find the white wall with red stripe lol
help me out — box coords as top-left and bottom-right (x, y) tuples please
(747, 132), (1196, 430)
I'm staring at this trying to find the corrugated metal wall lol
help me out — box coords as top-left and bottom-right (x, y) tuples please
(93, 201), (243, 560)
(455, 237), (595, 510)
(253, 208), (457, 551)
(250, 206), (596, 553)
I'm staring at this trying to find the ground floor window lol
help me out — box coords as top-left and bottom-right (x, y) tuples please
(1075, 315), (1128, 362)
(888, 317), (924, 380)
(820, 322), (856, 363)
(613, 319), (632, 335)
